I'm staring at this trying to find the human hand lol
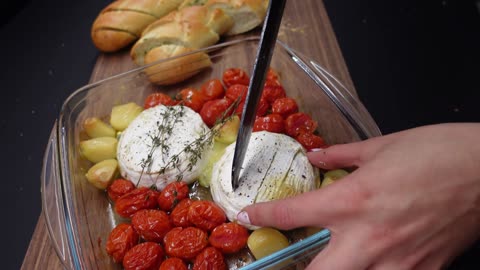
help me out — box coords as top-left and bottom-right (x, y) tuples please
(237, 123), (480, 269)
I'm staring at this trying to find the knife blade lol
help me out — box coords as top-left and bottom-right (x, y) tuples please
(231, 0), (287, 190)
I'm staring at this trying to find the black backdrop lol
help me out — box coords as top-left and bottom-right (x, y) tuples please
(1, 0), (479, 268)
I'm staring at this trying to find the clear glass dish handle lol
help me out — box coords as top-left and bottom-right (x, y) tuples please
(41, 121), (75, 269)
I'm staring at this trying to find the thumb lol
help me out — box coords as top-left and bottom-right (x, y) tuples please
(237, 176), (364, 230)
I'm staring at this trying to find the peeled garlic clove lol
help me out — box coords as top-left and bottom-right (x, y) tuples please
(80, 137), (118, 163)
(110, 102), (143, 131)
(85, 159), (119, 189)
(83, 117), (116, 138)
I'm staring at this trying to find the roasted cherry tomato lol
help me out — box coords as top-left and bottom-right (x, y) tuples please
(106, 223), (139, 263)
(209, 222), (249, 254)
(253, 114), (285, 133)
(235, 98), (269, 118)
(222, 68), (250, 88)
(200, 79), (225, 101)
(157, 181), (189, 211)
(200, 98), (233, 127)
(107, 178), (135, 202)
(225, 84), (248, 103)
(265, 68), (280, 86)
(261, 85), (286, 105)
(144, 93), (176, 109)
(115, 187), (159, 218)
(284, 112), (318, 137)
(187, 200), (226, 231)
(176, 88), (206, 112)
(170, 198), (194, 227)
(123, 242), (164, 270)
(193, 247), (227, 270)
(271, 97), (299, 118)
(163, 227), (209, 260)
(131, 209), (173, 242)
(296, 132), (326, 151)
(159, 257), (188, 270)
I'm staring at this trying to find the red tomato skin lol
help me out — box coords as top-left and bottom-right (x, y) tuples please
(284, 112), (318, 137)
(235, 98), (269, 118)
(296, 132), (326, 151)
(176, 88), (206, 112)
(271, 97), (299, 118)
(106, 223), (139, 263)
(157, 181), (189, 211)
(131, 209), (173, 242)
(144, 93), (176, 109)
(222, 68), (250, 88)
(170, 198), (194, 227)
(209, 223), (249, 254)
(253, 114), (285, 133)
(159, 257), (188, 270)
(114, 187), (159, 218)
(107, 179), (135, 202)
(261, 85), (286, 105)
(225, 84), (248, 103)
(200, 79), (225, 101)
(200, 98), (233, 127)
(163, 227), (209, 260)
(193, 247), (227, 270)
(122, 242), (165, 270)
(187, 200), (226, 232)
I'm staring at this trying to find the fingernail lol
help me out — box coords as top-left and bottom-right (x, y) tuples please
(237, 211), (251, 224)
(308, 148), (324, 152)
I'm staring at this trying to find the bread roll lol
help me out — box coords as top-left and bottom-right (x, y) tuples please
(91, 0), (184, 52)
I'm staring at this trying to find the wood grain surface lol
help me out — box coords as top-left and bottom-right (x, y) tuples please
(21, 1), (356, 269)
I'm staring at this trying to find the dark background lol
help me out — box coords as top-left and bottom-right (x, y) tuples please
(1, 0), (479, 269)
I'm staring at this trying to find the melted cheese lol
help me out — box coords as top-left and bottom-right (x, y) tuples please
(117, 105), (212, 190)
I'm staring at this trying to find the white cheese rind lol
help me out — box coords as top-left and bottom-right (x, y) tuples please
(210, 131), (318, 229)
(117, 105), (212, 190)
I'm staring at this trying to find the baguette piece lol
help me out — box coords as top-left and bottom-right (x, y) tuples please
(206, 0), (268, 35)
(91, 0), (184, 52)
(131, 5), (233, 66)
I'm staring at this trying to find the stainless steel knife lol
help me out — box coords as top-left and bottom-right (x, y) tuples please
(231, 0), (287, 190)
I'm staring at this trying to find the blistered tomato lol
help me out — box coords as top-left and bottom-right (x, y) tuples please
(114, 187), (159, 218)
(225, 84), (248, 103)
(170, 198), (193, 227)
(159, 257), (188, 270)
(122, 242), (164, 270)
(107, 178), (135, 202)
(144, 93), (176, 109)
(222, 68), (250, 88)
(235, 98), (269, 118)
(200, 98), (233, 127)
(209, 222), (249, 254)
(106, 223), (139, 263)
(271, 97), (299, 118)
(187, 200), (226, 231)
(253, 114), (285, 133)
(193, 247), (227, 270)
(163, 227), (209, 260)
(296, 132), (326, 150)
(200, 79), (225, 101)
(176, 88), (206, 112)
(157, 181), (189, 211)
(131, 209), (173, 242)
(285, 112), (318, 137)
(261, 85), (286, 105)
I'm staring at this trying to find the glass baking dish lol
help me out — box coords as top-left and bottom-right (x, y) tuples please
(41, 36), (381, 269)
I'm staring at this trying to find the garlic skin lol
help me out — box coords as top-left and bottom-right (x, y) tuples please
(117, 105), (212, 190)
(210, 131), (319, 229)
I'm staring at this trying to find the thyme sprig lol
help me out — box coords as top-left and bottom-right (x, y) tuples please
(143, 98), (241, 186)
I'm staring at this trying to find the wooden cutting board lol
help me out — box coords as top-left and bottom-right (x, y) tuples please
(21, 1), (357, 269)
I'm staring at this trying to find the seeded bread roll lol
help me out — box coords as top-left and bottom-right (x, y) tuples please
(91, 0), (184, 52)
